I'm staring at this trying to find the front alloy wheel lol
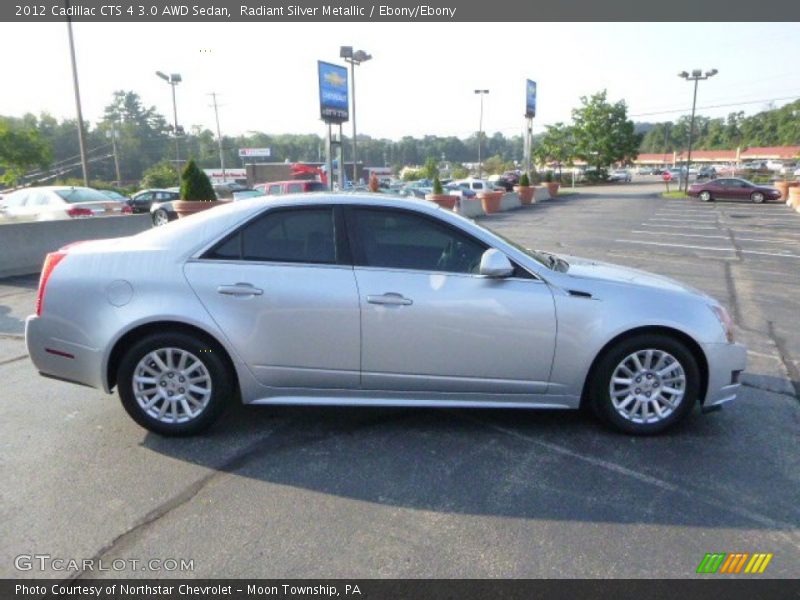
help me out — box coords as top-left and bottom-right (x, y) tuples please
(751, 192), (765, 204)
(152, 208), (170, 226)
(118, 332), (233, 435)
(591, 334), (700, 434)
(699, 191), (712, 202)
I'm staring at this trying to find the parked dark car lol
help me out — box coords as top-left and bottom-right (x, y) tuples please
(688, 178), (781, 204)
(129, 189), (179, 214)
(492, 177), (515, 192)
(696, 167), (717, 180)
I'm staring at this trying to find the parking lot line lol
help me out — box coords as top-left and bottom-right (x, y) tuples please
(630, 230), (729, 239)
(740, 249), (800, 259)
(615, 239), (735, 252)
(642, 223), (720, 230)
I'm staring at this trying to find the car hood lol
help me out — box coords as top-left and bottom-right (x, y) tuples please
(557, 254), (710, 298)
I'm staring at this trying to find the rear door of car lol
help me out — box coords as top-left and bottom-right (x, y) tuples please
(345, 205), (557, 395)
(184, 205), (361, 390)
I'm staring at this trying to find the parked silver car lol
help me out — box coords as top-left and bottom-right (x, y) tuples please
(25, 195), (746, 436)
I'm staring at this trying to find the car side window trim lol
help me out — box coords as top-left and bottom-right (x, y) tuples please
(200, 204), (353, 267)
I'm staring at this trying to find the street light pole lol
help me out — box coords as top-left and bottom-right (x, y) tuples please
(340, 46), (372, 186)
(156, 71), (182, 179)
(65, 1), (89, 187)
(209, 92), (226, 181)
(678, 68), (718, 193)
(475, 90), (489, 179)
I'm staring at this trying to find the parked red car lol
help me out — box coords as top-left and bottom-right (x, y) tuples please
(688, 178), (782, 204)
(253, 180), (327, 195)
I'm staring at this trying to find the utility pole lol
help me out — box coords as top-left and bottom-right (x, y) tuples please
(475, 89), (489, 179)
(109, 121), (121, 185)
(65, 0), (89, 187)
(209, 92), (226, 181)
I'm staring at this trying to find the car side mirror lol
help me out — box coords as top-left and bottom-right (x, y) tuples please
(479, 249), (514, 278)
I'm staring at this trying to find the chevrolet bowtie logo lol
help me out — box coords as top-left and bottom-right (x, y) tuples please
(324, 72), (346, 87)
(697, 552), (773, 574)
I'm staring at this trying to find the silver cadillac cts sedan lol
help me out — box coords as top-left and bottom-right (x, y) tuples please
(25, 195), (746, 436)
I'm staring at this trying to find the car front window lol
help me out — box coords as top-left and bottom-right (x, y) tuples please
(351, 208), (486, 275)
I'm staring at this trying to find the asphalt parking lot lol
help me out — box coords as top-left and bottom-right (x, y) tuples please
(1, 180), (798, 579)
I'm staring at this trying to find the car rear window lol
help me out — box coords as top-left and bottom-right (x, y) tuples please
(306, 182), (327, 192)
(55, 188), (111, 203)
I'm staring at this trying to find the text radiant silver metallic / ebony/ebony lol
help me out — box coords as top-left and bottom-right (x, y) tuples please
(25, 194), (746, 435)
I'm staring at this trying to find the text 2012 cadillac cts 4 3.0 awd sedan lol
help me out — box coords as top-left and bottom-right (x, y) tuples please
(25, 195), (746, 436)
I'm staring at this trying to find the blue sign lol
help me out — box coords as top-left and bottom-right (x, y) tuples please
(318, 61), (349, 123)
(525, 79), (537, 118)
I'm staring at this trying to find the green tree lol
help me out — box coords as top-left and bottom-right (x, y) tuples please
(534, 122), (574, 179)
(141, 161), (179, 189)
(571, 90), (641, 174)
(421, 156), (439, 179)
(0, 118), (51, 185)
(180, 159), (215, 201)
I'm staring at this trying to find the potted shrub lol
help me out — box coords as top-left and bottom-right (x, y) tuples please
(544, 171), (560, 197)
(514, 171), (535, 205)
(425, 176), (458, 210)
(368, 172), (380, 192)
(173, 159), (229, 219)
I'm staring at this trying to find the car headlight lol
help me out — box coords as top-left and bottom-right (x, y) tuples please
(709, 304), (735, 343)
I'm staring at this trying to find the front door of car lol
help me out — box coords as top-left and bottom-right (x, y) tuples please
(184, 206), (361, 389)
(346, 207), (557, 395)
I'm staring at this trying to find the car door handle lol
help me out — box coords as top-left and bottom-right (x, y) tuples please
(217, 283), (263, 297)
(367, 293), (413, 306)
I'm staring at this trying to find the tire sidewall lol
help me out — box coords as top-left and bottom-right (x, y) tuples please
(117, 332), (233, 436)
(591, 334), (700, 435)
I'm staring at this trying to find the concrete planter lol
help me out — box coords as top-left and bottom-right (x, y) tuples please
(514, 185), (535, 205)
(424, 193), (458, 210)
(173, 199), (231, 219)
(478, 191), (503, 214)
(775, 181), (791, 201)
(499, 192), (522, 211)
(545, 182), (560, 197)
(789, 186), (800, 209)
(455, 197), (485, 218)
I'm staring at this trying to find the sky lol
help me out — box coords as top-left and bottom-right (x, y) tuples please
(1, 22), (799, 141)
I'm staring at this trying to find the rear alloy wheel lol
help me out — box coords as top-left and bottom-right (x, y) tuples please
(591, 334), (700, 434)
(117, 332), (233, 436)
(152, 208), (170, 226)
(751, 192), (765, 204)
(699, 191), (712, 202)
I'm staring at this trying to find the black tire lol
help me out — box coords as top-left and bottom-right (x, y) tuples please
(699, 191), (712, 202)
(590, 333), (700, 435)
(117, 331), (233, 436)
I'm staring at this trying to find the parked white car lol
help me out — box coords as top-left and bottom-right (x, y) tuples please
(0, 186), (131, 222)
(452, 178), (501, 193)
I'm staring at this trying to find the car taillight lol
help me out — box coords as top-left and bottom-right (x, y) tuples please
(35, 252), (67, 316)
(121, 204), (133, 214)
(67, 207), (93, 218)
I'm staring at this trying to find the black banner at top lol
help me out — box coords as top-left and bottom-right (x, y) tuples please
(3, 0), (800, 21)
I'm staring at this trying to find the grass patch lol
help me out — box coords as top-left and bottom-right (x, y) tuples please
(662, 191), (689, 199)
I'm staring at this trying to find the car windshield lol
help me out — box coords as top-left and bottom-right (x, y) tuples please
(54, 188), (112, 203)
(306, 182), (327, 192)
(232, 190), (264, 200)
